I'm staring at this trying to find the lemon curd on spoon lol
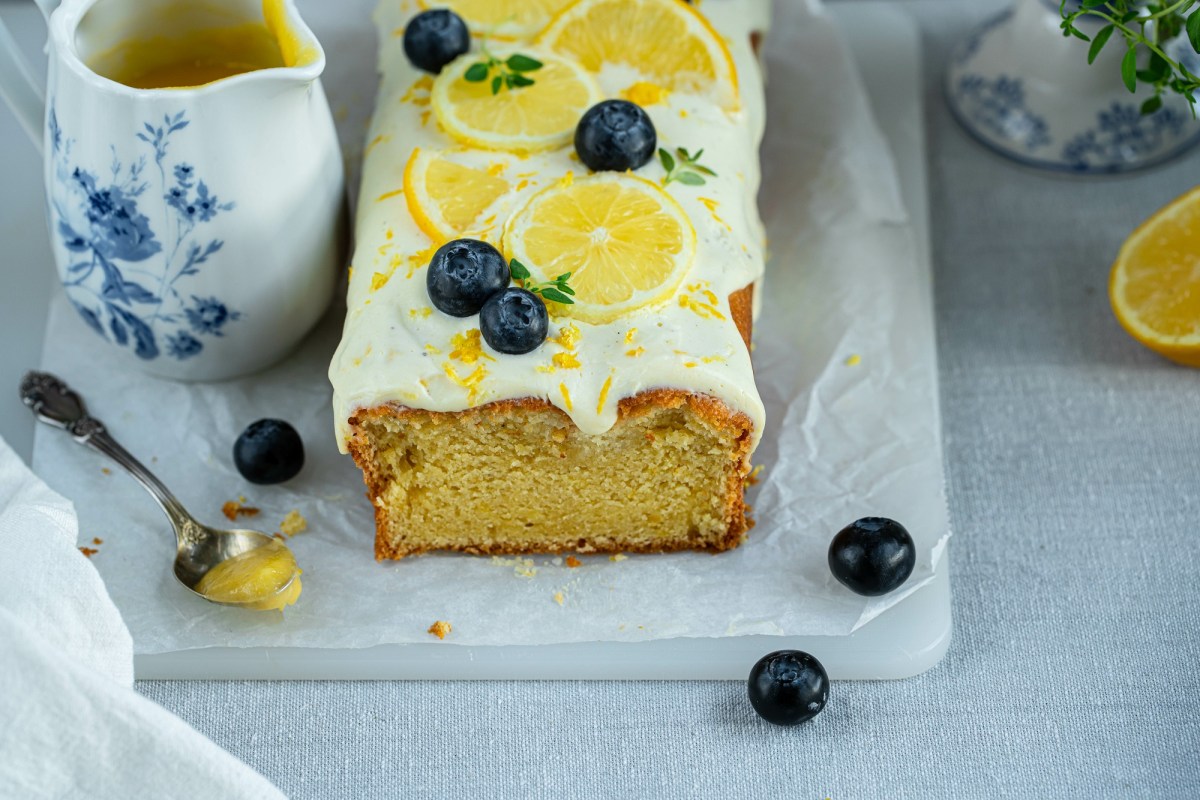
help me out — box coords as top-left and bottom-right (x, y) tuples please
(194, 539), (302, 611)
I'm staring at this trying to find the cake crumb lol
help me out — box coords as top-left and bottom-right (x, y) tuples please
(427, 620), (452, 640)
(100, 468), (111, 475)
(92, 537), (103, 545)
(845, 353), (862, 366)
(491, 556), (538, 578)
(280, 510), (308, 536)
(609, 553), (628, 562)
(745, 464), (765, 486)
(552, 591), (565, 606)
(79, 547), (98, 558)
(565, 556), (582, 568)
(221, 499), (261, 522)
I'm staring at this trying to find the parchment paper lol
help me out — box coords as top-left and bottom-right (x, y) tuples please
(31, 0), (950, 654)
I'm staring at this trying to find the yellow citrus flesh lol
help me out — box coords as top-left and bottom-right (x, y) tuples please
(432, 52), (602, 153)
(1110, 185), (1200, 367)
(503, 174), (696, 323)
(537, 0), (739, 110)
(419, 0), (576, 39)
(404, 147), (515, 244)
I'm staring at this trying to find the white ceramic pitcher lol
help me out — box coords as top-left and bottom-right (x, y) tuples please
(0, 0), (344, 381)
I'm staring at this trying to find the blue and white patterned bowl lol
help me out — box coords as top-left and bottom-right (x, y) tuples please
(946, 0), (1200, 174)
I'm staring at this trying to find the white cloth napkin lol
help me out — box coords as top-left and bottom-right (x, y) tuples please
(0, 436), (284, 800)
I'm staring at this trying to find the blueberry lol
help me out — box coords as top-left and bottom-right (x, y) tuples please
(479, 288), (548, 354)
(574, 100), (657, 172)
(828, 517), (916, 596)
(233, 419), (304, 485)
(426, 239), (511, 317)
(747, 650), (829, 726)
(403, 9), (470, 74)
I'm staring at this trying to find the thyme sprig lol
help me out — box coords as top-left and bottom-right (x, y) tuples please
(659, 147), (718, 187)
(510, 259), (575, 305)
(1060, 0), (1200, 114)
(464, 40), (543, 95)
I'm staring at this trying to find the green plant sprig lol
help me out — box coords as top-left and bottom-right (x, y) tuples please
(659, 147), (718, 187)
(510, 259), (575, 305)
(463, 40), (543, 95)
(1060, 0), (1200, 114)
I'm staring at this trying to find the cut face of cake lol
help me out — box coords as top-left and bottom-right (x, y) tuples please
(330, 0), (771, 558)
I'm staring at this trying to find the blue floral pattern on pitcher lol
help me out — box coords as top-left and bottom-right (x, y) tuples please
(49, 107), (241, 361)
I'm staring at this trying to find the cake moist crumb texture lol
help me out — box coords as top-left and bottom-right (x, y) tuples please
(350, 390), (754, 559)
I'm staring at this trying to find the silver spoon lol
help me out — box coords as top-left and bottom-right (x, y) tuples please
(20, 371), (301, 609)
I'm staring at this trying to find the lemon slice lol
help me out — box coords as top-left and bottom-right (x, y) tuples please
(419, 0), (576, 39)
(503, 174), (696, 323)
(432, 52), (602, 153)
(537, 0), (740, 110)
(404, 147), (520, 244)
(1110, 185), (1200, 367)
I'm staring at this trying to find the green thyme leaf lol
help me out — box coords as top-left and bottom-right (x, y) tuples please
(660, 145), (718, 187)
(1188, 9), (1200, 53)
(1121, 47), (1138, 93)
(510, 259), (575, 304)
(509, 259), (531, 282)
(1088, 25), (1114, 64)
(464, 40), (543, 94)
(506, 54), (544, 72)
(658, 148), (676, 173)
(539, 288), (574, 305)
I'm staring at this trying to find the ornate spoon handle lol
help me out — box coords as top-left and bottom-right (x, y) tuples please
(20, 371), (193, 528)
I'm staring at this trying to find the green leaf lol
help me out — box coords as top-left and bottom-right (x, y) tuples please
(506, 54), (544, 72)
(1081, 0), (1108, 8)
(509, 73), (535, 88)
(1088, 25), (1114, 65)
(539, 288), (574, 304)
(557, 284), (576, 296)
(1140, 95), (1164, 115)
(554, 272), (571, 282)
(658, 148), (676, 173)
(694, 165), (717, 177)
(491, 75), (503, 95)
(1188, 9), (1200, 54)
(690, 148), (705, 162)
(464, 63), (490, 82)
(1068, 25), (1090, 42)
(1121, 48), (1138, 93)
(676, 171), (706, 186)
(509, 259), (531, 281)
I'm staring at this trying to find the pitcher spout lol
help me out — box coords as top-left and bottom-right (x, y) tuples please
(260, 0), (325, 84)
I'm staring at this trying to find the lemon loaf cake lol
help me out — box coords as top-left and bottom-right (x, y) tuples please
(330, 0), (770, 559)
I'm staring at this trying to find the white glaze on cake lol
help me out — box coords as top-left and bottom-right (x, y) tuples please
(330, 0), (771, 452)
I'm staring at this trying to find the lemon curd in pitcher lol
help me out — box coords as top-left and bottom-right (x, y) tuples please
(85, 1), (314, 90)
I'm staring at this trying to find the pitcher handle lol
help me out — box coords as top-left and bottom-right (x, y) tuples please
(0, 1), (59, 152)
